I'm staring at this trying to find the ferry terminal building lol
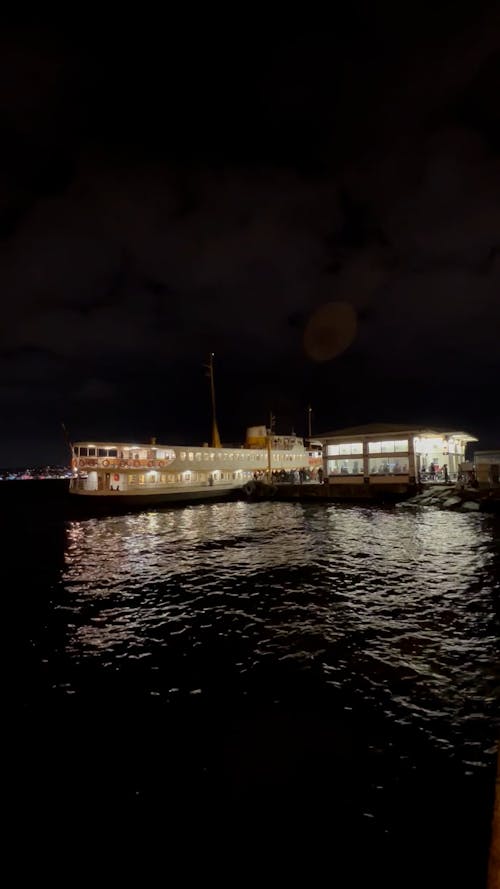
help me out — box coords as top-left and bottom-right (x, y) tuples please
(316, 423), (477, 486)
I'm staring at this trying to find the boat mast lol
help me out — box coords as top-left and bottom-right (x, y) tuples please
(307, 405), (312, 439)
(267, 410), (275, 480)
(206, 352), (222, 448)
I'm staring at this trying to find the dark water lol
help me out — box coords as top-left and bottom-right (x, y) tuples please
(6, 482), (500, 883)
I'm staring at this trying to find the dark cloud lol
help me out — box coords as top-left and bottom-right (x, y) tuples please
(0, 10), (499, 465)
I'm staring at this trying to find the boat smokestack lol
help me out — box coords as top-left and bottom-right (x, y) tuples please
(246, 426), (267, 448)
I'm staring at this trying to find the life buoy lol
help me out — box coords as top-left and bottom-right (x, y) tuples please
(102, 459), (109, 467)
(133, 460), (140, 467)
(113, 473), (120, 482)
(147, 461), (153, 468)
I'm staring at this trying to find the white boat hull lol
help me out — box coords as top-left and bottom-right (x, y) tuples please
(67, 482), (243, 514)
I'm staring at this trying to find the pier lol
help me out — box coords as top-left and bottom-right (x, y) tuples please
(242, 479), (417, 503)
(241, 479), (500, 511)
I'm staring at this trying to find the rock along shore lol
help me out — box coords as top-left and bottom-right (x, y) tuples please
(399, 485), (500, 513)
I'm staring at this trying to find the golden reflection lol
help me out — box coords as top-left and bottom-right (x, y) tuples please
(62, 502), (497, 708)
(55, 502), (498, 774)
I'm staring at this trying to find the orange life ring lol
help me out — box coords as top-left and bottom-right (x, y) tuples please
(113, 473), (120, 481)
(147, 461), (153, 468)
(133, 459), (140, 467)
(102, 459), (109, 467)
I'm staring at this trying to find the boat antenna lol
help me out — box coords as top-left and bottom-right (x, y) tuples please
(307, 405), (312, 439)
(204, 353), (222, 448)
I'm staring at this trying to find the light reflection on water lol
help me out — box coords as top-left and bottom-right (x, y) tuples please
(61, 501), (499, 769)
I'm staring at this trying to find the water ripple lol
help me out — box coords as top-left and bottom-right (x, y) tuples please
(51, 501), (500, 772)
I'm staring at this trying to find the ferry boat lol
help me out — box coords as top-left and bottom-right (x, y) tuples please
(68, 426), (320, 509)
(67, 355), (322, 510)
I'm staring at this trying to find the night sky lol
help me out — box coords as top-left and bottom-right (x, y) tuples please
(1, 8), (499, 467)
